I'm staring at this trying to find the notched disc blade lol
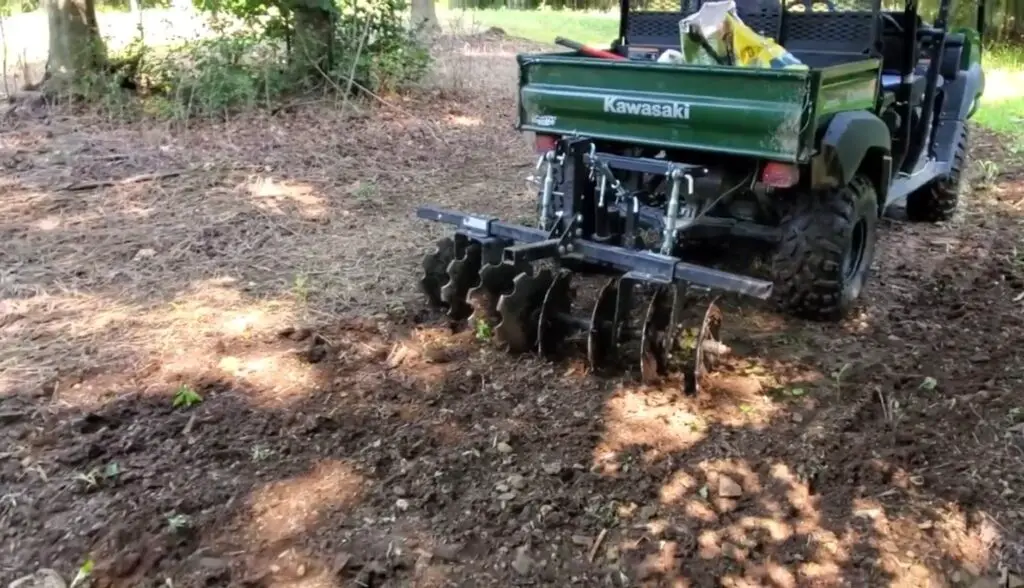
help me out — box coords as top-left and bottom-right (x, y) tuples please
(467, 262), (526, 334)
(640, 285), (672, 384)
(684, 298), (724, 396)
(587, 277), (619, 373)
(495, 268), (554, 353)
(440, 242), (482, 321)
(420, 237), (456, 308)
(538, 270), (574, 359)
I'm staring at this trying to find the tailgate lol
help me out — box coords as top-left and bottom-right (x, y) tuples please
(517, 54), (814, 162)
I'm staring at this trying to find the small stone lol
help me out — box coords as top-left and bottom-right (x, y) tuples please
(133, 248), (156, 261)
(395, 498), (410, 511)
(295, 564), (306, 578)
(393, 486), (407, 497)
(571, 535), (591, 547)
(718, 475), (743, 498)
(539, 505), (554, 517)
(496, 442), (513, 454)
(511, 547), (533, 575)
(431, 543), (462, 562)
(497, 492), (517, 502)
(638, 504), (658, 520)
(508, 474), (527, 490)
(792, 413), (804, 423)
(495, 482), (511, 493)
(542, 462), (562, 475)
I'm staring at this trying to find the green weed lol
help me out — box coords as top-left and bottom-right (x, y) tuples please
(172, 384), (203, 408)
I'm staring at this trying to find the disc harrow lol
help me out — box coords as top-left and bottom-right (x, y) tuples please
(415, 138), (773, 395)
(421, 249), (730, 394)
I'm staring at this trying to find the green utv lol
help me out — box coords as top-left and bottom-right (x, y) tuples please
(416, 0), (986, 393)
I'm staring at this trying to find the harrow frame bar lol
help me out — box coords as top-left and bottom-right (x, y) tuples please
(416, 206), (773, 299)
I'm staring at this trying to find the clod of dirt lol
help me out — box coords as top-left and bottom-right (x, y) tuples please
(353, 560), (389, 588)
(421, 342), (451, 364)
(429, 543), (463, 563)
(299, 335), (330, 364)
(721, 542), (748, 561)
(196, 557), (230, 583)
(7, 569), (65, 588)
(718, 475), (743, 498)
(331, 552), (353, 574)
(278, 326), (312, 342)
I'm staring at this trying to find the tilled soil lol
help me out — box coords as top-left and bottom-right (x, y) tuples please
(2, 37), (1024, 588)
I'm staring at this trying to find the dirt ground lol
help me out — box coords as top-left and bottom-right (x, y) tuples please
(2, 34), (1024, 588)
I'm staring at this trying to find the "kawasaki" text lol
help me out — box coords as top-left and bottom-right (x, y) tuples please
(602, 97), (691, 120)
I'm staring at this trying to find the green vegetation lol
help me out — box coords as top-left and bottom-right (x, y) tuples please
(973, 44), (1024, 148)
(440, 6), (616, 45)
(3, 0), (1021, 140)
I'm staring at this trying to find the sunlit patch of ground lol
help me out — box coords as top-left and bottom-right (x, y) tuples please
(2, 27), (1023, 588)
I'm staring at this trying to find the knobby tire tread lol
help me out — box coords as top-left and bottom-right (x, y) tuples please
(772, 175), (877, 322)
(906, 127), (969, 223)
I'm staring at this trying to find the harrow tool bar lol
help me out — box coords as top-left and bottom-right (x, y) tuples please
(418, 206), (750, 395)
(418, 206), (774, 299)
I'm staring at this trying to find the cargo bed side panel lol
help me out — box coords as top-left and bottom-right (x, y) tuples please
(517, 56), (814, 162)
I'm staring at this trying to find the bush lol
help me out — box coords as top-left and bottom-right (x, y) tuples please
(86, 0), (431, 120)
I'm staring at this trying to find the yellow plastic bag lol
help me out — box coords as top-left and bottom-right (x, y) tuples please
(678, 0), (807, 70)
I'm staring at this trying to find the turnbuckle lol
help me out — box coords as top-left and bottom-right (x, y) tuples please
(661, 167), (696, 255)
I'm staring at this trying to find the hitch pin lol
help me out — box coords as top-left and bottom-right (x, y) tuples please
(661, 168), (695, 255)
(598, 175), (607, 208)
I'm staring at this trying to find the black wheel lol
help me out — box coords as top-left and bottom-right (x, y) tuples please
(771, 174), (879, 321)
(905, 128), (968, 223)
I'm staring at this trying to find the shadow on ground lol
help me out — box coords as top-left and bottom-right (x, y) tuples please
(2, 37), (1023, 588)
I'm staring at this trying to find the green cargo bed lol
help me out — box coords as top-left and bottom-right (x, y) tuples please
(515, 53), (881, 163)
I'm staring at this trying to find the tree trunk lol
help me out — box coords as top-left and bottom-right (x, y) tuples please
(292, 5), (333, 76)
(42, 0), (107, 90)
(410, 0), (440, 36)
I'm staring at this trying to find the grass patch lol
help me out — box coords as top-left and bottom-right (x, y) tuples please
(973, 44), (1024, 148)
(438, 6), (617, 46)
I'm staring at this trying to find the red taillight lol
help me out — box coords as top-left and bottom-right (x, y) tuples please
(534, 134), (558, 153)
(761, 162), (800, 188)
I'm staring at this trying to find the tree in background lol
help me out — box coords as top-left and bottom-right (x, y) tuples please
(411, 0), (440, 34)
(39, 0), (108, 91)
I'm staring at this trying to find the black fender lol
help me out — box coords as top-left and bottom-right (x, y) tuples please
(810, 111), (892, 206)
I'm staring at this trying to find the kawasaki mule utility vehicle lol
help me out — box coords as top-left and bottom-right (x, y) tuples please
(415, 0), (985, 393)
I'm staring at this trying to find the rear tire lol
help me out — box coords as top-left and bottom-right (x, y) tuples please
(771, 175), (879, 322)
(905, 127), (968, 222)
